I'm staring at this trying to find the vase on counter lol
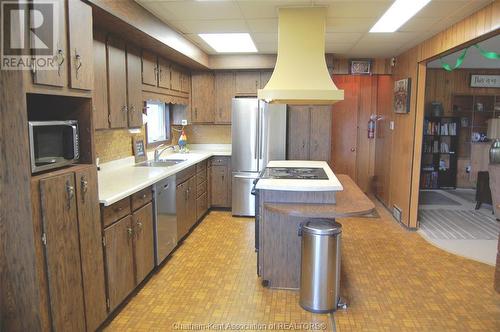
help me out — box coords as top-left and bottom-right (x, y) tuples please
(490, 139), (500, 164)
(178, 129), (188, 153)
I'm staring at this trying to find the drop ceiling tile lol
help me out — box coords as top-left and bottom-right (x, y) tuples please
(325, 42), (354, 54)
(251, 32), (278, 44)
(399, 18), (441, 32)
(246, 19), (279, 33)
(325, 32), (362, 44)
(415, 0), (469, 18)
(325, 1), (391, 18)
(237, 0), (311, 19)
(140, 0), (243, 21)
(357, 32), (421, 45)
(325, 17), (375, 32)
(253, 42), (278, 54)
(169, 19), (248, 34)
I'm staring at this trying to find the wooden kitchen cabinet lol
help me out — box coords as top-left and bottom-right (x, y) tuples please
(107, 36), (128, 128)
(158, 57), (171, 89)
(235, 71), (260, 95)
(180, 70), (191, 93)
(67, 0), (94, 90)
(215, 72), (235, 124)
(287, 106), (331, 162)
(142, 50), (158, 86)
(132, 203), (154, 284)
(32, 165), (107, 332)
(191, 72), (215, 123)
(176, 181), (189, 240)
(74, 167), (107, 332)
(104, 215), (135, 311)
(93, 30), (109, 129)
(210, 157), (231, 208)
(39, 173), (86, 332)
(126, 44), (144, 128)
(260, 71), (273, 89)
(187, 176), (197, 228)
(170, 65), (183, 92)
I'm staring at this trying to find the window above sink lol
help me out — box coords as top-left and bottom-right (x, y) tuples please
(145, 100), (171, 148)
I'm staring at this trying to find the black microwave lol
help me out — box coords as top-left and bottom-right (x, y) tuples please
(28, 120), (80, 173)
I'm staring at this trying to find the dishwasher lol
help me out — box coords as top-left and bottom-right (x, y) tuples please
(153, 175), (177, 266)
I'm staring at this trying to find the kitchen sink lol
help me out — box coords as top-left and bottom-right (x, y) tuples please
(135, 159), (186, 167)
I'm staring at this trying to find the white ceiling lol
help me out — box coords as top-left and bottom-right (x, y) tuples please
(428, 35), (500, 69)
(135, 0), (494, 58)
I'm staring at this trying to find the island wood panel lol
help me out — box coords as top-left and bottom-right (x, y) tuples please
(67, 0), (94, 90)
(331, 75), (359, 180)
(1, 68), (44, 331)
(374, 75), (394, 206)
(93, 30), (109, 129)
(387, 2), (499, 229)
(40, 174), (86, 332)
(74, 166), (107, 332)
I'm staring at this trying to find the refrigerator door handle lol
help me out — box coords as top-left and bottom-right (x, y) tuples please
(255, 104), (260, 161)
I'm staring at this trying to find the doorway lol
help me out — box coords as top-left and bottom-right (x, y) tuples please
(416, 35), (500, 265)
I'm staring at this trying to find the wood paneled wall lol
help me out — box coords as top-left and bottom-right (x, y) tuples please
(0, 63), (42, 330)
(375, 1), (499, 228)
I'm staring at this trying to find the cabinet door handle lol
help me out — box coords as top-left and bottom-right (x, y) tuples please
(130, 105), (135, 113)
(54, 49), (64, 76)
(127, 227), (134, 238)
(141, 193), (147, 199)
(66, 180), (74, 210)
(122, 105), (128, 112)
(350, 147), (356, 152)
(136, 221), (143, 233)
(80, 176), (88, 203)
(74, 50), (82, 79)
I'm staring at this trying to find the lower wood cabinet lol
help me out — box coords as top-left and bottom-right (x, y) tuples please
(176, 175), (197, 240)
(31, 165), (106, 332)
(102, 190), (154, 312)
(210, 156), (231, 208)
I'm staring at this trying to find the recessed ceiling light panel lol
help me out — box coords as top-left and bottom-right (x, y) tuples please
(370, 0), (432, 33)
(198, 33), (258, 53)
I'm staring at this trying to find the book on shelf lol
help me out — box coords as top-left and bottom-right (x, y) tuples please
(421, 171), (438, 188)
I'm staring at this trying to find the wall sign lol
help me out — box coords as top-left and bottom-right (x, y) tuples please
(394, 78), (411, 114)
(470, 74), (500, 88)
(349, 59), (372, 75)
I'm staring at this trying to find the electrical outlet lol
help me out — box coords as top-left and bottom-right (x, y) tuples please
(181, 119), (188, 126)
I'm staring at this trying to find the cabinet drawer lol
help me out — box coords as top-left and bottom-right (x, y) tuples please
(176, 166), (196, 185)
(102, 198), (131, 228)
(196, 160), (207, 173)
(210, 156), (229, 166)
(131, 187), (152, 211)
(196, 169), (207, 185)
(196, 192), (208, 220)
(197, 180), (207, 198)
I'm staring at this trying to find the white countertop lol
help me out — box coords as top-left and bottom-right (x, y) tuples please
(255, 160), (344, 192)
(98, 144), (231, 206)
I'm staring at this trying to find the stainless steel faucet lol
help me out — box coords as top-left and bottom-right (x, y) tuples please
(154, 144), (176, 161)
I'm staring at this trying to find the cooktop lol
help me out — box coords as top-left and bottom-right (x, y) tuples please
(261, 167), (329, 180)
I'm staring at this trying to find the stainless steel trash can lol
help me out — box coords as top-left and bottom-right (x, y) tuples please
(299, 219), (342, 313)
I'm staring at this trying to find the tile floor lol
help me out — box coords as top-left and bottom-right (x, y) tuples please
(104, 200), (499, 332)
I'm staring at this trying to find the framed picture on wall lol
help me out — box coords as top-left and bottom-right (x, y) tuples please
(349, 59), (372, 75)
(394, 78), (411, 114)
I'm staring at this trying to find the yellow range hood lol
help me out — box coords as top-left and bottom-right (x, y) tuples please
(258, 7), (344, 105)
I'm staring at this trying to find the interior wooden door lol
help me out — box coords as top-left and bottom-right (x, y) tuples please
(107, 36), (128, 128)
(331, 75), (359, 179)
(126, 44), (143, 128)
(40, 173), (86, 332)
(132, 203), (154, 284)
(287, 106), (310, 160)
(374, 75), (393, 205)
(104, 215), (135, 311)
(74, 166), (107, 332)
(92, 30), (109, 129)
(32, 0), (67, 87)
(67, 0), (93, 90)
(215, 72), (235, 124)
(309, 106), (332, 162)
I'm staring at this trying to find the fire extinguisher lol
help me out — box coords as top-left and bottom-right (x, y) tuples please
(368, 114), (377, 139)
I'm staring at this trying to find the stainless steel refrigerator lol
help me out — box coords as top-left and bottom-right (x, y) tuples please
(231, 97), (287, 216)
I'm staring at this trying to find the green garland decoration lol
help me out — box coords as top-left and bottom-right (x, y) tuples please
(440, 44), (499, 72)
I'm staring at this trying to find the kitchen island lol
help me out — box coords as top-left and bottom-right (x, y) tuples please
(255, 161), (375, 289)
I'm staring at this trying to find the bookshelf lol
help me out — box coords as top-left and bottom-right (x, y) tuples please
(421, 116), (459, 189)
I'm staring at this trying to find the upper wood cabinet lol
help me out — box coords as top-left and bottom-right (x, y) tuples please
(235, 71), (260, 95)
(170, 65), (183, 92)
(32, 0), (67, 87)
(142, 50), (158, 86)
(191, 72), (215, 123)
(126, 45), (144, 128)
(215, 72), (235, 124)
(67, 0), (93, 90)
(92, 30), (109, 130)
(158, 57), (171, 89)
(180, 70), (191, 93)
(260, 71), (273, 89)
(107, 36), (128, 128)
